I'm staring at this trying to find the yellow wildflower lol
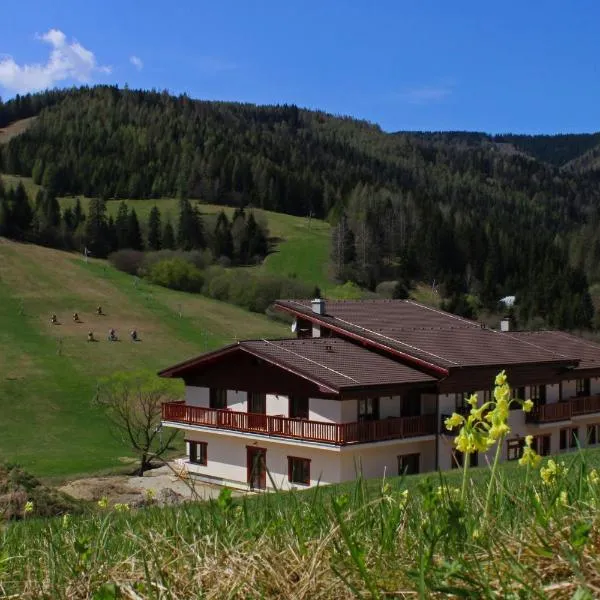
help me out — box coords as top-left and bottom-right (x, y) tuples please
(588, 469), (599, 486)
(540, 459), (568, 486)
(525, 435), (533, 447)
(97, 497), (109, 509)
(519, 445), (541, 469)
(144, 488), (156, 501)
(62, 514), (70, 528)
(495, 371), (507, 386)
(558, 490), (568, 506)
(467, 393), (478, 408)
(445, 412), (465, 431)
(522, 399), (534, 413)
(114, 503), (130, 513)
(24, 501), (34, 514)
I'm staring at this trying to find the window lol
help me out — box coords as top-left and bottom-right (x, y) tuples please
(398, 453), (420, 475)
(560, 427), (579, 450)
(249, 392), (266, 414)
(560, 428), (568, 450)
(358, 397), (379, 421)
(570, 427), (579, 449)
(288, 457), (310, 485)
(188, 441), (207, 465)
(455, 393), (472, 411)
(289, 396), (309, 420)
(507, 438), (524, 461)
(452, 450), (478, 469)
(209, 388), (227, 410)
(587, 424), (599, 445)
(576, 379), (591, 398)
(534, 435), (551, 456)
(530, 385), (546, 405)
(510, 387), (526, 410)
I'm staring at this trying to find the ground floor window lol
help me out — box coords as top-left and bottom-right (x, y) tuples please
(560, 428), (567, 450)
(452, 450), (478, 469)
(570, 427), (579, 448)
(506, 438), (524, 461)
(534, 434), (551, 456)
(588, 424), (600, 445)
(188, 441), (207, 465)
(398, 453), (420, 475)
(288, 456), (311, 485)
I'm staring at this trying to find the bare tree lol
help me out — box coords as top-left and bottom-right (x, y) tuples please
(93, 371), (179, 475)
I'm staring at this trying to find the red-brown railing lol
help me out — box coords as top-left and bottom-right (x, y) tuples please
(526, 401), (572, 424)
(526, 394), (600, 423)
(162, 402), (437, 445)
(571, 395), (600, 416)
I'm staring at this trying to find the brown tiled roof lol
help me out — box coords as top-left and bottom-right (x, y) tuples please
(241, 338), (436, 390)
(160, 337), (436, 392)
(509, 331), (600, 373)
(274, 299), (579, 371)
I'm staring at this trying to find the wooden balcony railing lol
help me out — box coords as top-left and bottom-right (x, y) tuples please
(571, 395), (600, 416)
(526, 401), (572, 424)
(526, 394), (600, 424)
(162, 402), (437, 446)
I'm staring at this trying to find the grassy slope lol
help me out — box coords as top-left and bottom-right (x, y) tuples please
(0, 174), (333, 292)
(0, 116), (37, 145)
(0, 239), (287, 477)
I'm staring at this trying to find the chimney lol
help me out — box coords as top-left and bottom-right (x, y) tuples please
(311, 298), (326, 315)
(500, 317), (511, 332)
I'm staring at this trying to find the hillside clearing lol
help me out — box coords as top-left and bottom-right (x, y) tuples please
(0, 239), (287, 477)
(0, 116), (36, 145)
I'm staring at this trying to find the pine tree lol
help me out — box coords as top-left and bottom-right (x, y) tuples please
(73, 198), (85, 227)
(177, 198), (204, 250)
(11, 182), (33, 237)
(212, 211), (233, 259)
(162, 219), (175, 249)
(147, 205), (162, 251)
(126, 208), (144, 251)
(115, 201), (129, 249)
(84, 197), (109, 257)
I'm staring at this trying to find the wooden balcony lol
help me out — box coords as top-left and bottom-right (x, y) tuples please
(571, 395), (600, 417)
(162, 402), (437, 446)
(526, 395), (600, 424)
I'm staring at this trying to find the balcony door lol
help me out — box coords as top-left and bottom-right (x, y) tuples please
(247, 446), (267, 490)
(289, 396), (309, 420)
(248, 392), (267, 430)
(401, 390), (421, 417)
(358, 397), (379, 421)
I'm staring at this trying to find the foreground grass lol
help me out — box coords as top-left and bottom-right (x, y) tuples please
(3, 449), (600, 598)
(0, 240), (286, 476)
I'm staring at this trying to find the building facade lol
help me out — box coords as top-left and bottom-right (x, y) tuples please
(159, 299), (600, 490)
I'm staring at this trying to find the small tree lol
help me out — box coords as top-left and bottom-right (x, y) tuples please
(94, 371), (179, 475)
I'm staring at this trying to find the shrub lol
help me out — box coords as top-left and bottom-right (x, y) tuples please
(108, 249), (145, 276)
(147, 258), (204, 292)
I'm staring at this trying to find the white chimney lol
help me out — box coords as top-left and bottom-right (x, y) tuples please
(500, 317), (511, 332)
(311, 298), (326, 315)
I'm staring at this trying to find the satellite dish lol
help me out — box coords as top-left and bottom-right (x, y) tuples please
(291, 319), (298, 333)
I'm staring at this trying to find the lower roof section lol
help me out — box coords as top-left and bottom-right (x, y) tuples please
(159, 337), (436, 396)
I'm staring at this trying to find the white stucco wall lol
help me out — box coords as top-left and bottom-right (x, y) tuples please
(185, 386), (210, 407)
(545, 384), (560, 404)
(182, 429), (343, 490)
(267, 394), (288, 416)
(341, 399), (358, 422)
(592, 378), (600, 395)
(310, 397), (342, 422)
(227, 390), (247, 412)
(380, 396), (401, 418)
(340, 439), (437, 480)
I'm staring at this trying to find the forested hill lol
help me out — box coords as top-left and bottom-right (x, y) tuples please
(2, 85), (600, 329)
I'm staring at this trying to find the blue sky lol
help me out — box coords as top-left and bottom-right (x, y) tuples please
(1, 0), (598, 133)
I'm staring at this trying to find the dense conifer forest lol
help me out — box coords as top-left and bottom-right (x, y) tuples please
(2, 85), (600, 329)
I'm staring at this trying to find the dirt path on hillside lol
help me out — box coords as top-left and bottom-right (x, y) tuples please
(59, 464), (245, 506)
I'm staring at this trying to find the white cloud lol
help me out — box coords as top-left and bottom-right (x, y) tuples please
(0, 29), (111, 94)
(130, 55), (143, 71)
